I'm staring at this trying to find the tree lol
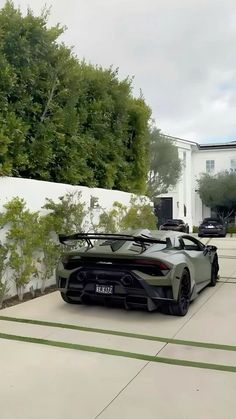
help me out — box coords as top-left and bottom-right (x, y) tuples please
(197, 171), (236, 221)
(0, 2), (151, 194)
(1, 197), (39, 300)
(97, 197), (156, 233)
(43, 191), (87, 235)
(146, 128), (182, 199)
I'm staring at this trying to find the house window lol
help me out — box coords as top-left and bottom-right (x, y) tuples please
(230, 159), (236, 173)
(206, 160), (215, 173)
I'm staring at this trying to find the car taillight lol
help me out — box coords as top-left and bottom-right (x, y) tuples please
(132, 259), (170, 275)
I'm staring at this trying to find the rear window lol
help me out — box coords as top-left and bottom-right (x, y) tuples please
(202, 219), (221, 225)
(165, 219), (183, 225)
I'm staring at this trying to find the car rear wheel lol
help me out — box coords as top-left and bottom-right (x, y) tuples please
(167, 269), (191, 316)
(60, 292), (81, 304)
(209, 256), (219, 287)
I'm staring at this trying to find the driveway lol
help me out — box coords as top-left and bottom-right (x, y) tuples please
(1, 236), (236, 419)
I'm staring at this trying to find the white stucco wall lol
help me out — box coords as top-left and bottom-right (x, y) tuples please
(192, 148), (236, 225)
(192, 148), (236, 177)
(158, 138), (194, 230)
(0, 177), (134, 213)
(0, 177), (140, 299)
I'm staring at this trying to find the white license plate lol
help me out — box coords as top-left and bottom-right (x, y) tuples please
(207, 225), (214, 228)
(95, 284), (113, 294)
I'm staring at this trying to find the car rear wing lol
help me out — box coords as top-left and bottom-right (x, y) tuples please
(58, 232), (167, 252)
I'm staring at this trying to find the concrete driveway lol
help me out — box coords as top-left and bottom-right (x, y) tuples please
(1, 236), (236, 419)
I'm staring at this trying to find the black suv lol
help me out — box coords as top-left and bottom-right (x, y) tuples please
(198, 218), (226, 237)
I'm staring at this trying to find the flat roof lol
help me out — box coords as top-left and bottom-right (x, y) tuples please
(164, 135), (236, 150)
(198, 143), (236, 150)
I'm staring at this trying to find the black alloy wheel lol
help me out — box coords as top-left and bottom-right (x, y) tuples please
(209, 256), (219, 287)
(168, 269), (191, 316)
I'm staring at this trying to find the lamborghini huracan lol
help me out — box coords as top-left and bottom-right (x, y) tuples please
(56, 229), (219, 316)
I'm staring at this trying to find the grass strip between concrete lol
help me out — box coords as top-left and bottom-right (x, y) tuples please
(0, 315), (236, 353)
(0, 331), (236, 374)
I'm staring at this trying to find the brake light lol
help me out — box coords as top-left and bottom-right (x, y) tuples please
(132, 259), (170, 271)
(159, 262), (170, 270)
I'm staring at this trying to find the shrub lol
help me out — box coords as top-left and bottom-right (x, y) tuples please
(36, 215), (61, 293)
(226, 224), (236, 236)
(1, 198), (39, 301)
(97, 196), (156, 233)
(43, 191), (87, 234)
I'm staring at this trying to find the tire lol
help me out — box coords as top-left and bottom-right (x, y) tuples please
(167, 269), (191, 316)
(60, 292), (81, 304)
(209, 256), (219, 287)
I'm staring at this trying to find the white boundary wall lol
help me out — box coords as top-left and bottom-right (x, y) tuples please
(0, 177), (134, 213)
(0, 177), (137, 298)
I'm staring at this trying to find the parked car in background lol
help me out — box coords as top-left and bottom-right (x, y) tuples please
(159, 219), (189, 233)
(198, 218), (227, 237)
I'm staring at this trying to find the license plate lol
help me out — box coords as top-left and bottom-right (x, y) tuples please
(95, 284), (113, 294)
(208, 225), (214, 228)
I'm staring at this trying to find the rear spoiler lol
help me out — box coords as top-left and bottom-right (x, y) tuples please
(58, 232), (167, 252)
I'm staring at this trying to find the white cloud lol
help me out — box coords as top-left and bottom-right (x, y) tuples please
(1, 0), (236, 142)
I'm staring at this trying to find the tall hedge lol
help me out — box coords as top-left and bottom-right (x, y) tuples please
(0, 2), (151, 193)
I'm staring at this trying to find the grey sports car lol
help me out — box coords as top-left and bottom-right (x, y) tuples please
(56, 229), (219, 316)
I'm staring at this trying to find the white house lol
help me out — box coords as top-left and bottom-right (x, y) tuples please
(156, 137), (236, 230)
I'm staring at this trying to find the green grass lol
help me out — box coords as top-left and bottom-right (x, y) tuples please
(1, 315), (236, 352)
(0, 330), (236, 373)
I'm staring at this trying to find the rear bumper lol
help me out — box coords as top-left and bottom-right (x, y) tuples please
(160, 227), (183, 231)
(199, 229), (225, 236)
(57, 274), (176, 310)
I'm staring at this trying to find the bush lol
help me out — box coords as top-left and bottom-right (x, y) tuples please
(97, 196), (156, 233)
(192, 226), (199, 233)
(0, 198), (39, 301)
(36, 215), (61, 293)
(43, 191), (87, 235)
(226, 224), (236, 235)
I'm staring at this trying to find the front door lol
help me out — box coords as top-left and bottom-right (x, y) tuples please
(155, 198), (173, 228)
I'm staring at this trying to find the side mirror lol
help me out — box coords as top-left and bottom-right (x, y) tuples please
(209, 245), (217, 251)
(203, 245), (217, 255)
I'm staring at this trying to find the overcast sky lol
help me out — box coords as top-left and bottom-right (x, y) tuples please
(2, 0), (236, 143)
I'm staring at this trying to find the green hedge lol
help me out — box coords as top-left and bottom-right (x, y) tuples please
(226, 224), (236, 234)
